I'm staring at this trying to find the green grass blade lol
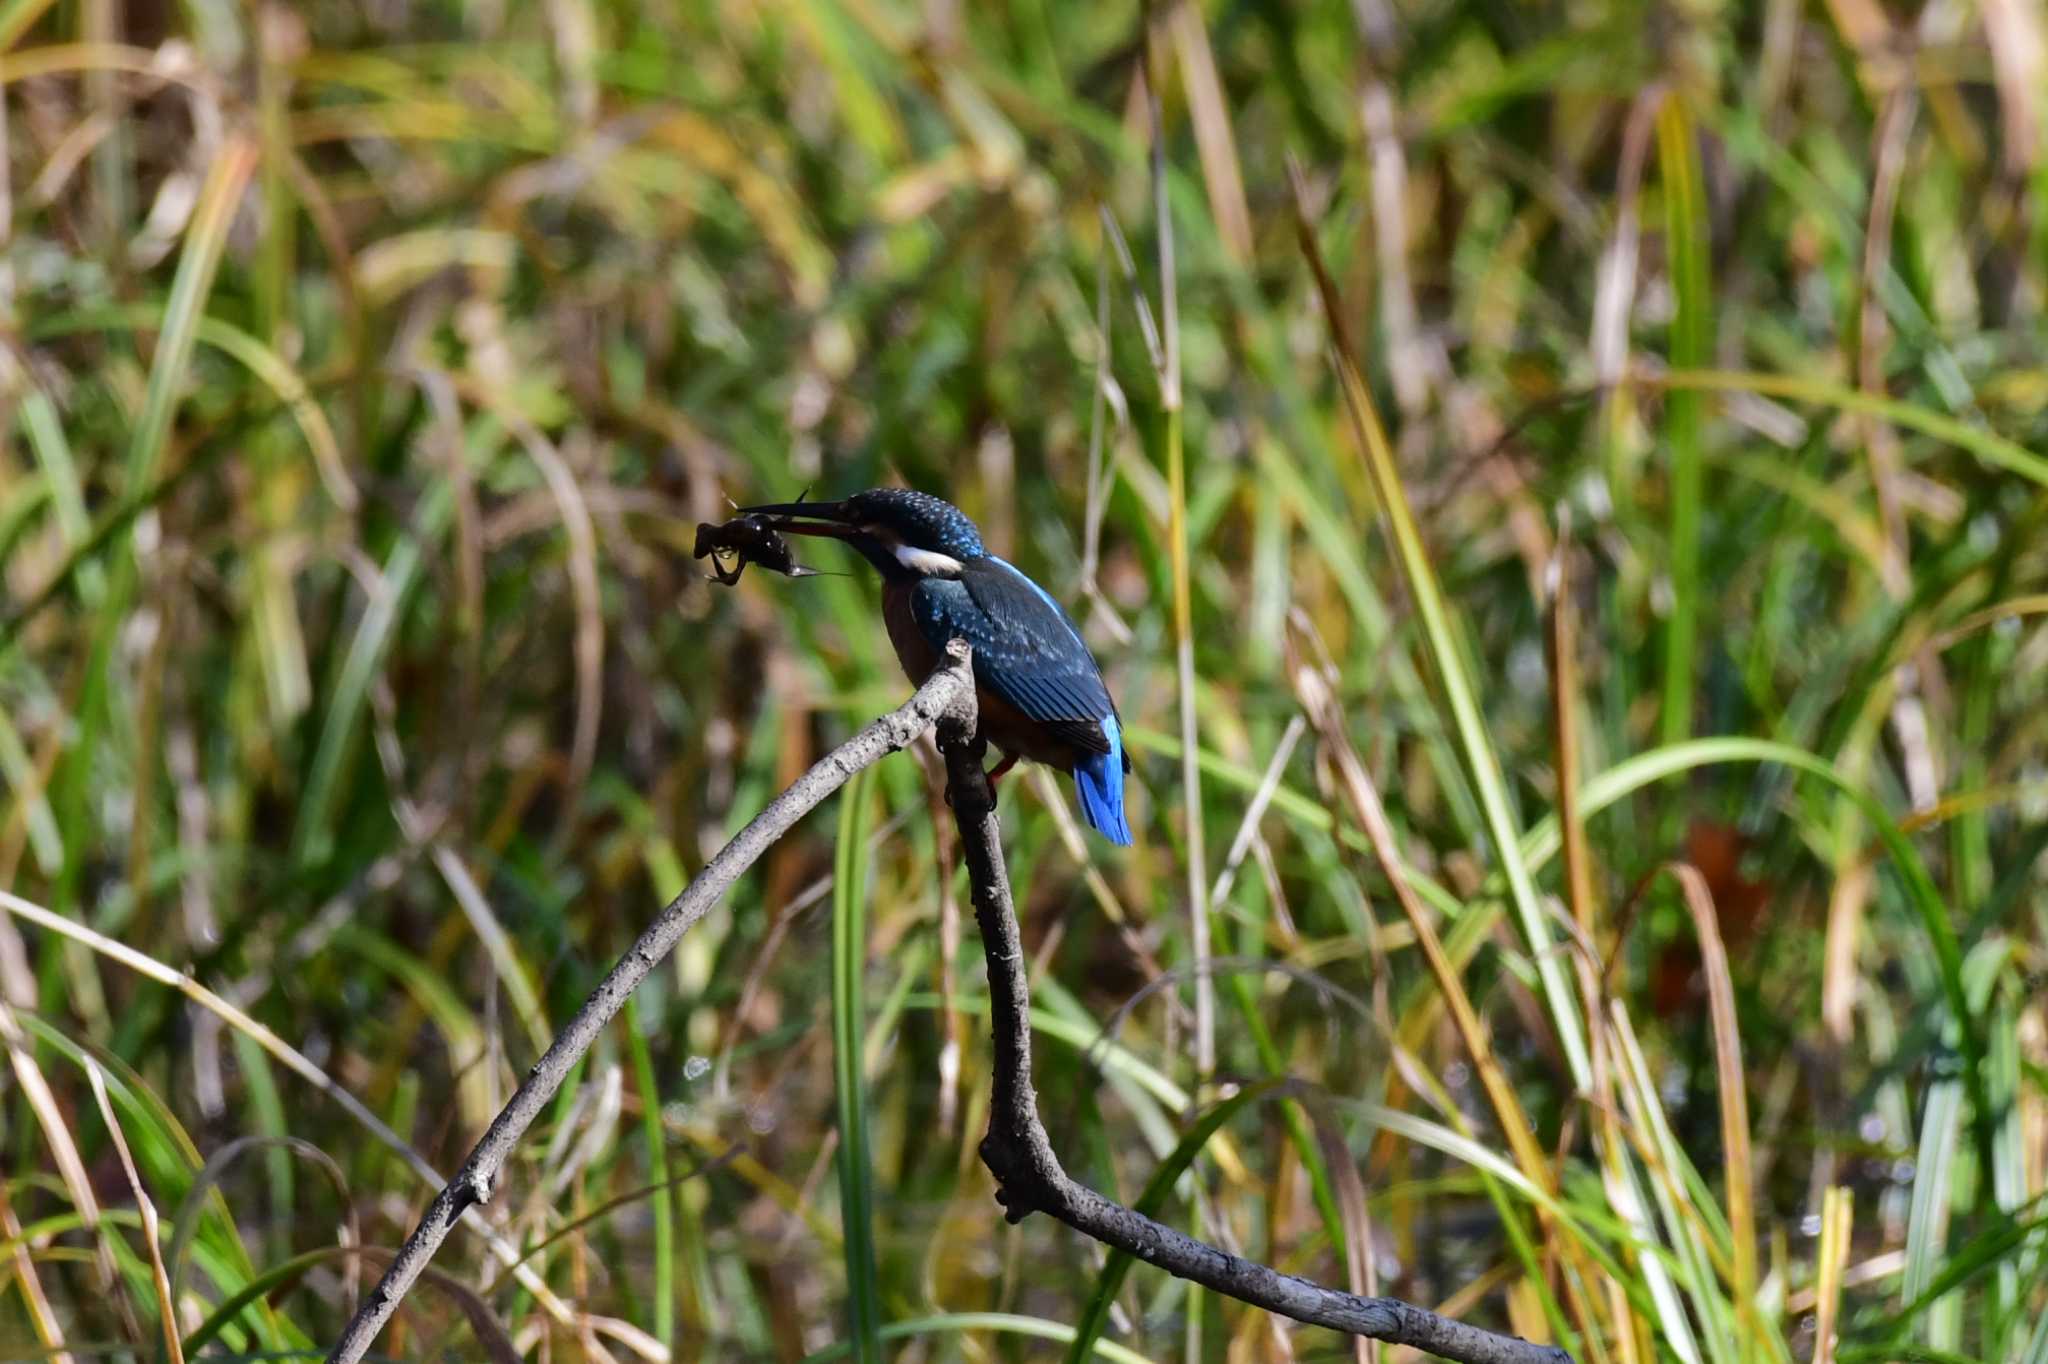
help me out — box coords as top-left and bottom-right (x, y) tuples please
(35, 306), (357, 512)
(122, 138), (257, 493)
(1298, 186), (1592, 1089)
(1656, 369), (2048, 489)
(1610, 1007), (1737, 1364)
(1655, 95), (1712, 748)
(1984, 986), (2028, 1352)
(291, 480), (453, 866)
(832, 765), (882, 1362)
(624, 993), (676, 1354)
(17, 384), (92, 552)
(0, 0), (61, 49)
(2022, 1291), (2048, 1364)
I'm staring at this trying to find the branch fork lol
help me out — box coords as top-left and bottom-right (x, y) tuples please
(328, 640), (1569, 1364)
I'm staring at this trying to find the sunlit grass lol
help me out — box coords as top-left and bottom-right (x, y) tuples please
(1, 0), (2044, 1362)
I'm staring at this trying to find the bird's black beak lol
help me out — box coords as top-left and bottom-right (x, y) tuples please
(736, 499), (861, 539)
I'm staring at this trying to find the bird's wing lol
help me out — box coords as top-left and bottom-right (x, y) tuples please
(910, 560), (1116, 757)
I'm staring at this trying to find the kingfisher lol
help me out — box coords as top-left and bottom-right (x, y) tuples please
(739, 488), (1133, 845)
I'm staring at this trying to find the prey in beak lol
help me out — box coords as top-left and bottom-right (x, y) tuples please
(694, 494), (849, 586)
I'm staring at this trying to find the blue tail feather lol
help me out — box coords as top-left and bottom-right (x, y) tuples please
(1073, 714), (1132, 845)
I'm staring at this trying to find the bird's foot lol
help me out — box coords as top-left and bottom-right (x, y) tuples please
(942, 741), (1007, 815)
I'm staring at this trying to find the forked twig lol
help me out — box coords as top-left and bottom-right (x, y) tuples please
(328, 640), (1570, 1364)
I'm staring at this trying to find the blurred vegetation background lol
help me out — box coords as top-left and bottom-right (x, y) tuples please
(2, 0), (2046, 1360)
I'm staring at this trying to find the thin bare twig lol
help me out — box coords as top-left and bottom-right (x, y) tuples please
(324, 650), (977, 1364)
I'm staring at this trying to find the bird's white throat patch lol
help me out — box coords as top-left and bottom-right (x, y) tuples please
(866, 524), (964, 576)
(892, 543), (965, 577)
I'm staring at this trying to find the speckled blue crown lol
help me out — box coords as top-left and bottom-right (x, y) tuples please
(847, 488), (987, 559)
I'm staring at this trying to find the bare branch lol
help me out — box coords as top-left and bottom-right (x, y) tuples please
(325, 650), (976, 1364)
(935, 700), (1574, 1364)
(328, 635), (1567, 1364)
